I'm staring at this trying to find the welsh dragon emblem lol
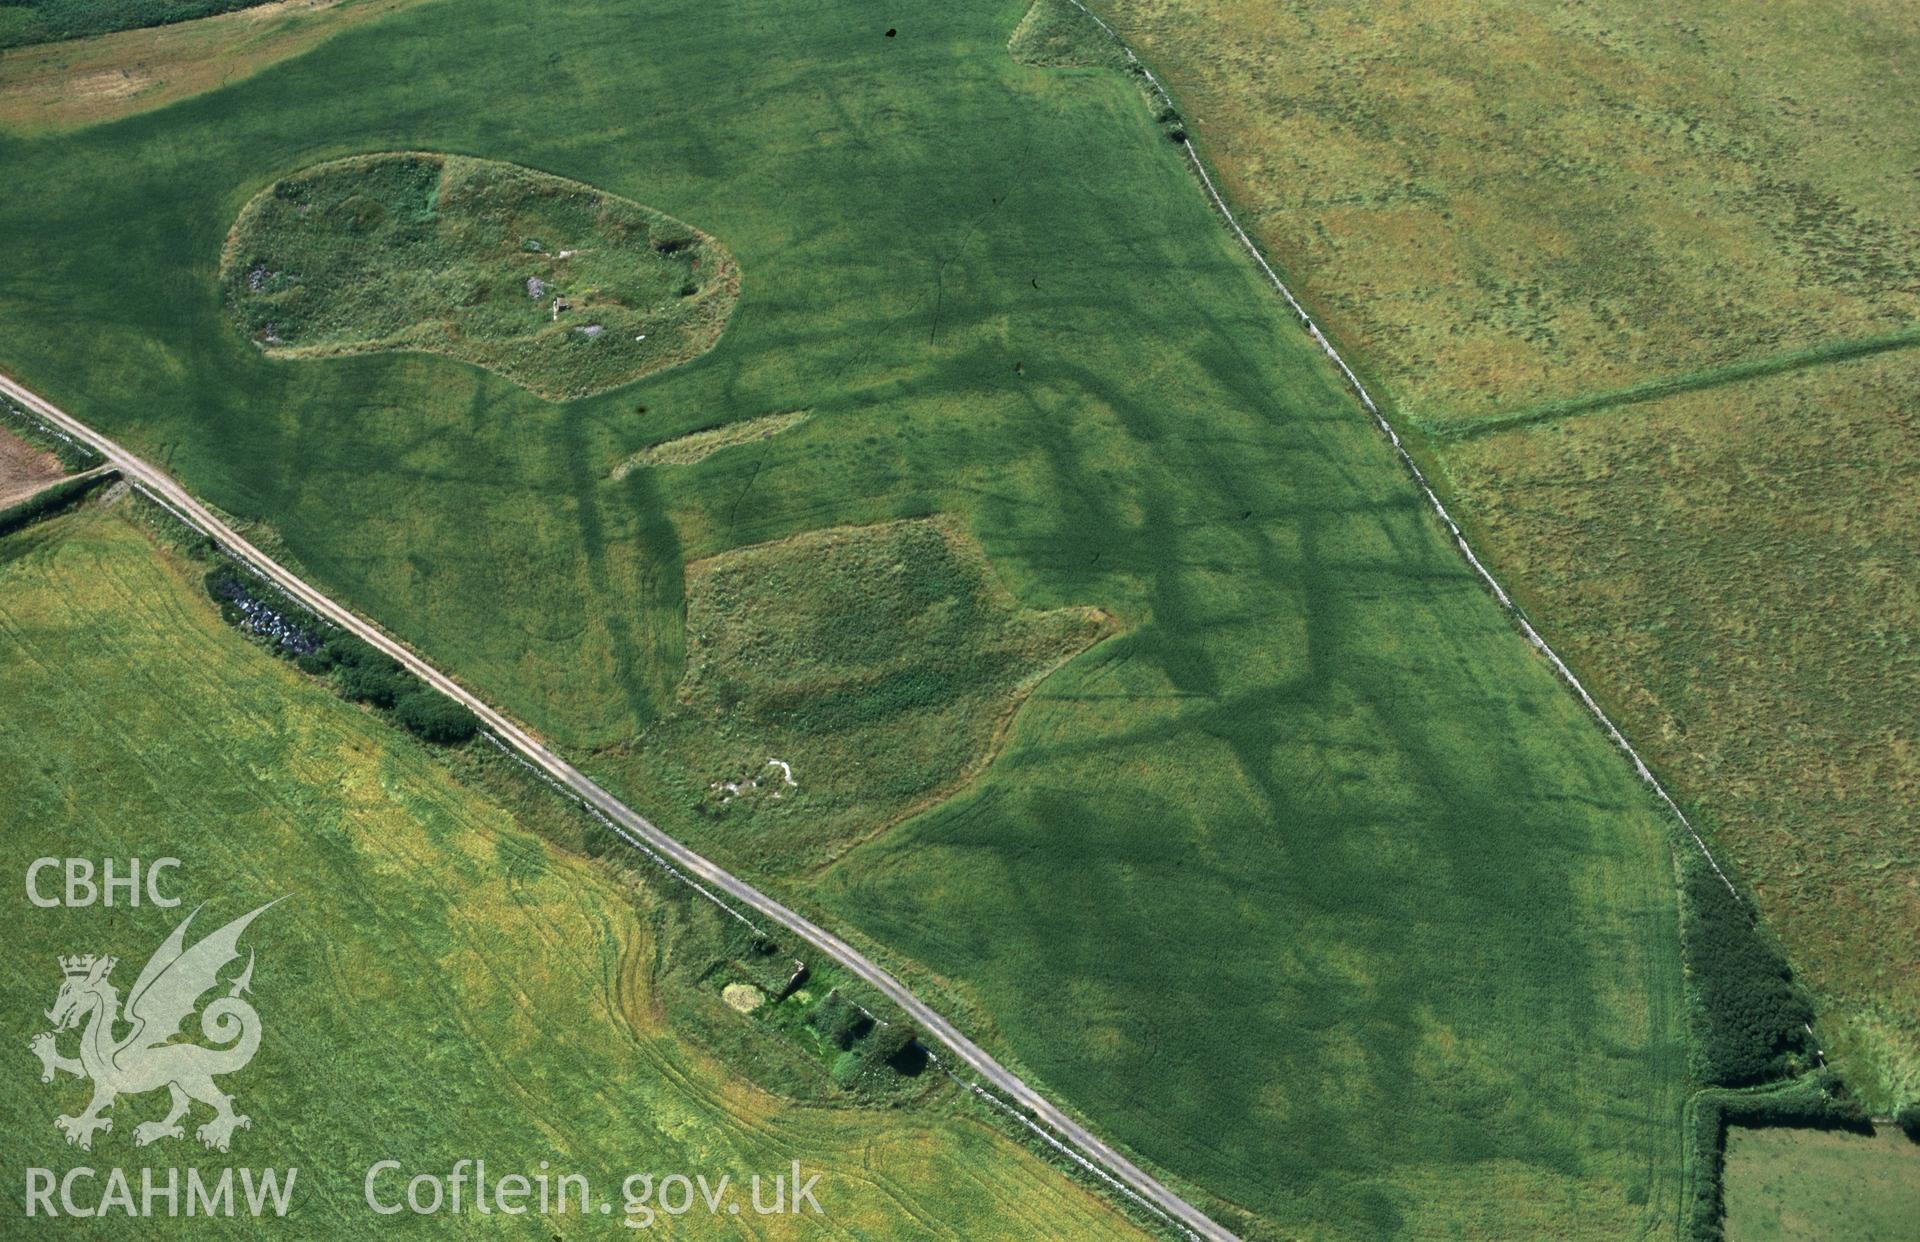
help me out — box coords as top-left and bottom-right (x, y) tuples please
(29, 902), (276, 1153)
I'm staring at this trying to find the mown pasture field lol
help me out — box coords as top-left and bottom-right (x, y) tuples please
(0, 0), (1693, 1234)
(1085, 0), (1920, 1113)
(1721, 1124), (1920, 1241)
(0, 503), (1146, 1239)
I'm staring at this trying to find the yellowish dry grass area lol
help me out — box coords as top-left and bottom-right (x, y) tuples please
(0, 0), (433, 135)
(1092, 0), (1919, 421)
(0, 503), (1148, 1239)
(1436, 351), (1920, 1107)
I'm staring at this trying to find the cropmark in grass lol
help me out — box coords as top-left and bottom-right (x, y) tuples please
(0, 0), (1696, 1234)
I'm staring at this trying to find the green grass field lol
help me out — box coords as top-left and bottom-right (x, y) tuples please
(0, 502), (1146, 1238)
(224, 151), (737, 398)
(1085, 0), (1920, 1115)
(0, 1), (1695, 1234)
(1722, 1124), (1920, 1241)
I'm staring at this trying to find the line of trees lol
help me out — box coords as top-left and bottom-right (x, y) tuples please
(295, 633), (480, 745)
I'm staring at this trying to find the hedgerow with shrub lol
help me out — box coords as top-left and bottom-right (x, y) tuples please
(0, 471), (111, 538)
(198, 554), (480, 747)
(1681, 857), (1813, 1087)
(1673, 848), (1848, 1241)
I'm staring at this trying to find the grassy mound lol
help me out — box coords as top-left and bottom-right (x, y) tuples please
(613, 518), (1109, 872)
(221, 152), (737, 399)
(614, 409), (810, 474)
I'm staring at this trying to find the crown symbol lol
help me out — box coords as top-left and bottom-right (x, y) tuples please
(60, 955), (100, 977)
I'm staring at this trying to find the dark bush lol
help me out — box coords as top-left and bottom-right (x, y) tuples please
(394, 691), (480, 744)
(808, 990), (870, 1051)
(862, 1021), (926, 1075)
(322, 633), (388, 670)
(1898, 1103), (1920, 1142)
(340, 662), (411, 709)
(1683, 863), (1811, 1086)
(295, 650), (336, 676)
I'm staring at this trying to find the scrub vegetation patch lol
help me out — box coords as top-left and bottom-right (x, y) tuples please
(222, 152), (738, 399)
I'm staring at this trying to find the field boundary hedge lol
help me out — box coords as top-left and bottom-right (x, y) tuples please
(3, 393), (105, 471)
(0, 468), (114, 538)
(1681, 1073), (1868, 1241)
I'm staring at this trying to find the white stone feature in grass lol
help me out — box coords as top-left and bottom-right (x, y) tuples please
(722, 982), (766, 1014)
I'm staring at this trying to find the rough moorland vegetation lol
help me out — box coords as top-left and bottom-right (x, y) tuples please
(223, 152), (738, 399)
(615, 518), (1110, 872)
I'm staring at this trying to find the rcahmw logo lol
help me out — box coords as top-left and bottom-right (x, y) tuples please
(24, 902), (297, 1219)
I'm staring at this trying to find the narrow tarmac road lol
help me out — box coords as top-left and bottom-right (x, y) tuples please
(0, 371), (1237, 1242)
